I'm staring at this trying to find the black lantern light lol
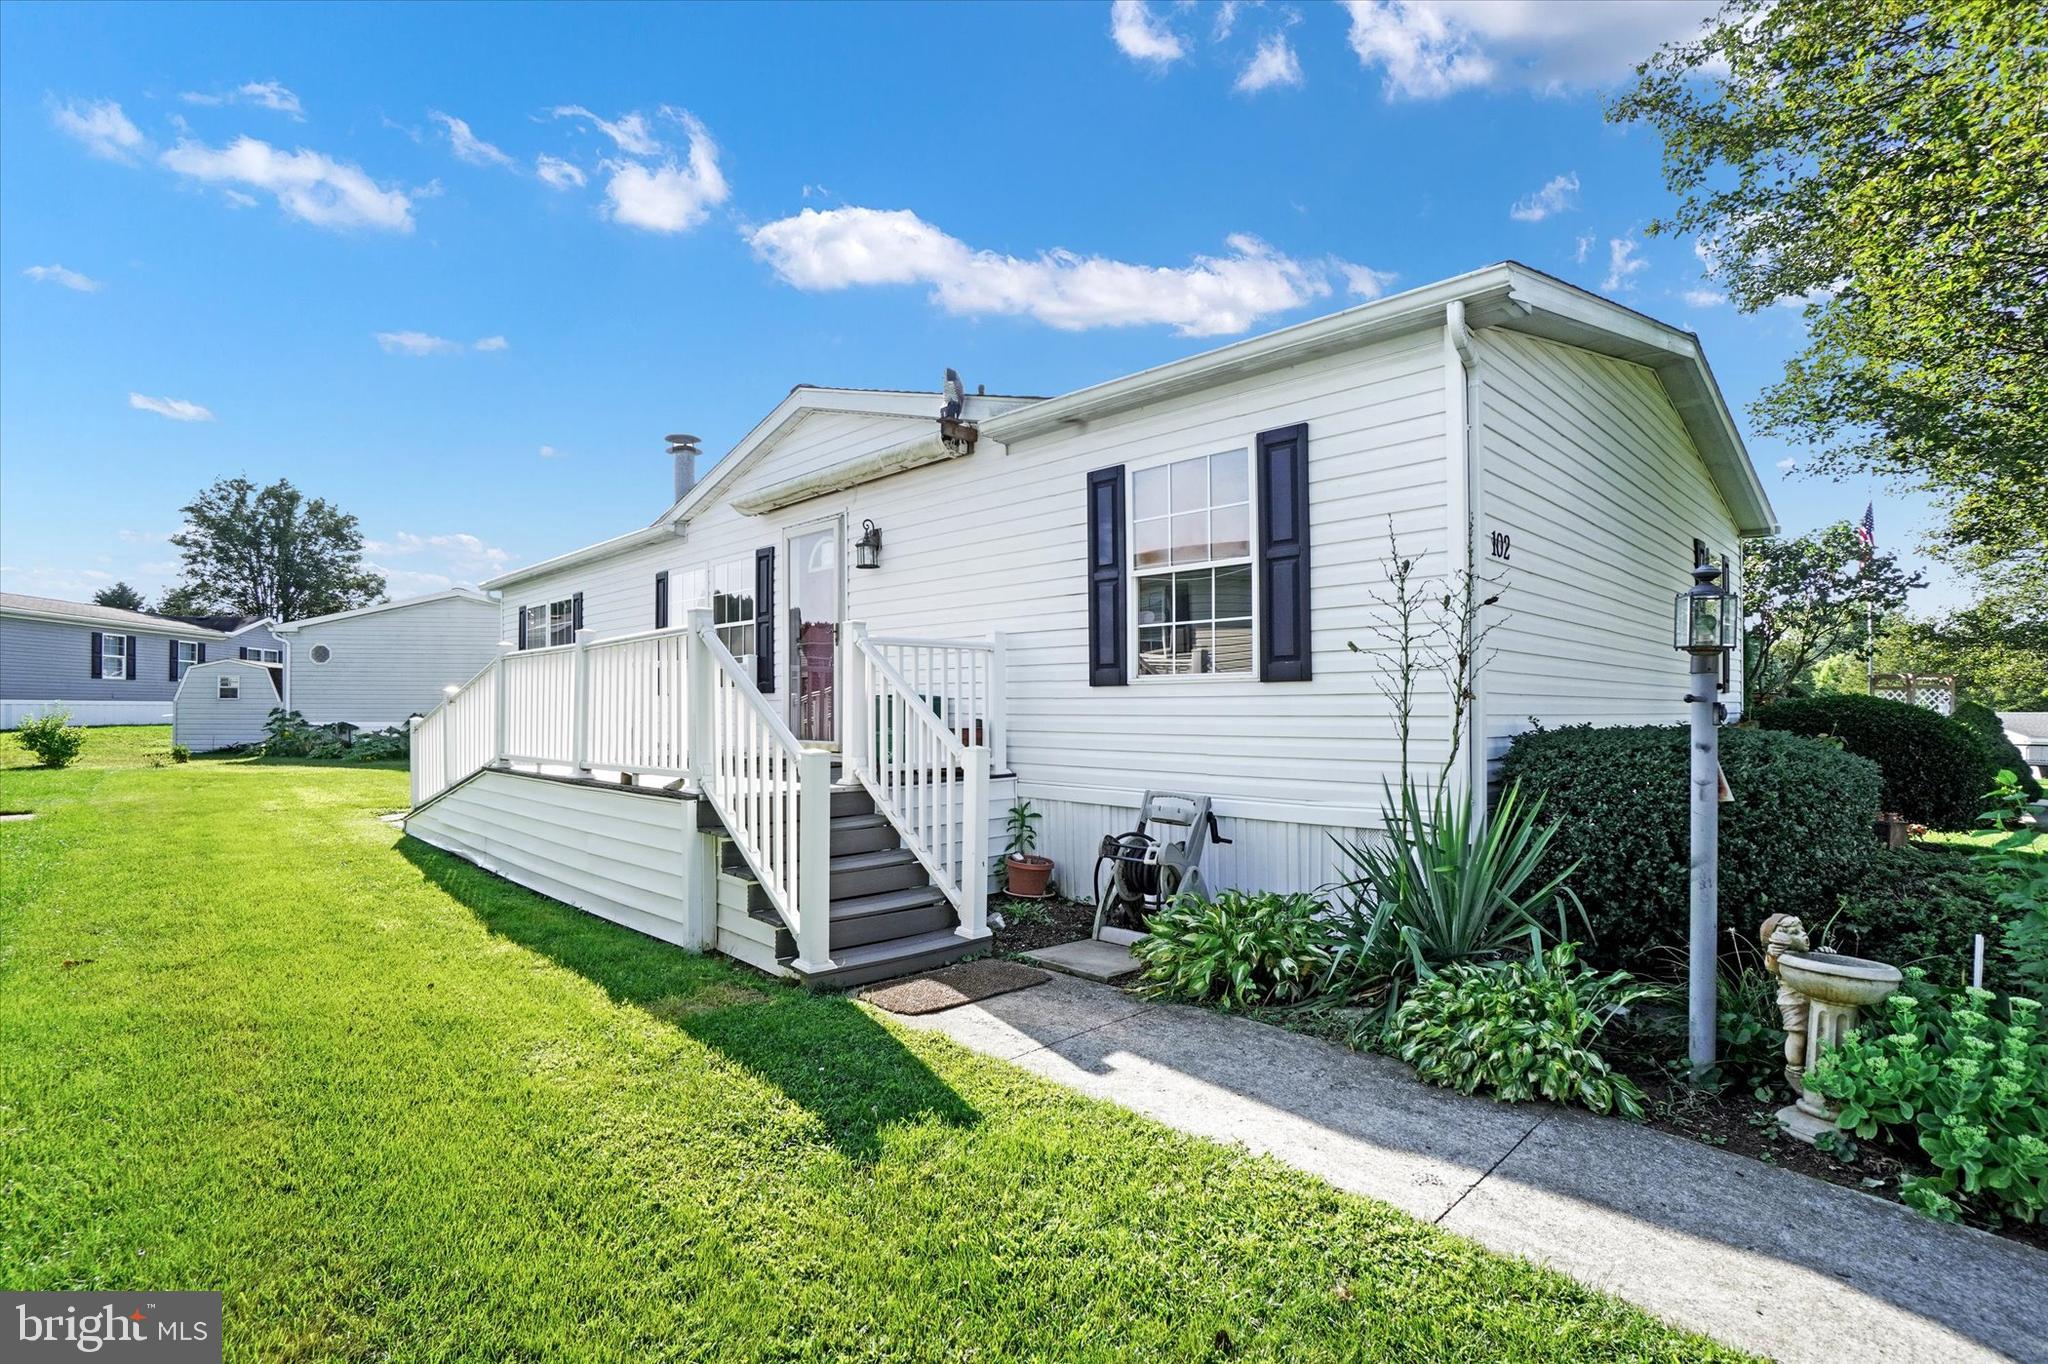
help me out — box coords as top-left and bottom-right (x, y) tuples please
(1673, 561), (1738, 655)
(854, 519), (883, 570)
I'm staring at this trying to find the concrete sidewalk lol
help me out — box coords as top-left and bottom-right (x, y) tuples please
(882, 973), (2048, 1364)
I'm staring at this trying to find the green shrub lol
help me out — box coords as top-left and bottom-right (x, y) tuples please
(1954, 701), (2042, 800)
(1322, 779), (1583, 1027)
(1828, 843), (2012, 991)
(1498, 725), (1881, 975)
(1133, 890), (1333, 1011)
(169, 744), (191, 763)
(1808, 978), (2048, 1226)
(13, 712), (86, 768)
(259, 708), (358, 759)
(1755, 692), (1996, 830)
(1391, 944), (1660, 1118)
(344, 725), (411, 763)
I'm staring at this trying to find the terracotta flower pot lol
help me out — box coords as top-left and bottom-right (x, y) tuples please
(1005, 853), (1053, 898)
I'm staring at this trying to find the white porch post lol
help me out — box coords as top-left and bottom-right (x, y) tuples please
(795, 746), (835, 973)
(407, 715), (424, 805)
(685, 608), (714, 788)
(492, 642), (512, 765)
(571, 628), (594, 776)
(440, 686), (456, 788)
(987, 630), (1009, 774)
(843, 621), (870, 781)
(960, 745), (990, 939)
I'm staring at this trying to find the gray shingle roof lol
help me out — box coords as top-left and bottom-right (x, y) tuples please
(0, 592), (233, 636)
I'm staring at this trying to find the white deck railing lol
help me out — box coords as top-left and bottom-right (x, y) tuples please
(502, 644), (575, 766)
(410, 657), (498, 806)
(586, 627), (693, 779)
(692, 610), (832, 971)
(846, 622), (990, 939)
(865, 634), (1007, 774)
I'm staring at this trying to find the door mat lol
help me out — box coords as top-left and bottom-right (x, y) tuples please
(859, 959), (1052, 1015)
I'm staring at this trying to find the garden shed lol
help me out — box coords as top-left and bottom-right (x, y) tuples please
(171, 658), (283, 752)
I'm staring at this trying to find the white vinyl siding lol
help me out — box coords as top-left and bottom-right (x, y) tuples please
(285, 595), (501, 730)
(171, 660), (278, 751)
(1471, 328), (1745, 778)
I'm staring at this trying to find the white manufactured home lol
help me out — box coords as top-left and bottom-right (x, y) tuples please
(402, 263), (1775, 988)
(273, 589), (503, 730)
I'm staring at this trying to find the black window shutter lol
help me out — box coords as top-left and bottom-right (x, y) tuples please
(517, 608), (529, 650)
(239, 646), (249, 660)
(754, 547), (776, 693)
(90, 631), (103, 679)
(1256, 423), (1313, 682)
(1086, 465), (1128, 687)
(126, 635), (139, 680)
(654, 571), (670, 630)
(571, 592), (584, 635)
(169, 642), (180, 681)
(198, 643), (207, 664)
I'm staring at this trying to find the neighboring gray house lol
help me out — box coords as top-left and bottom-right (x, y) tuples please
(0, 593), (243, 728)
(167, 614), (288, 665)
(274, 589), (502, 729)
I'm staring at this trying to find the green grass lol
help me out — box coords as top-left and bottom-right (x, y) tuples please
(1922, 828), (2048, 855)
(0, 758), (1747, 1362)
(1, 722), (179, 771)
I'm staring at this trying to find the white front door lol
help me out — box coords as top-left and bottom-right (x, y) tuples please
(785, 517), (843, 743)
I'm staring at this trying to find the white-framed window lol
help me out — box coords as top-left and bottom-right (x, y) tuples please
(1130, 448), (1254, 677)
(100, 633), (128, 679)
(522, 598), (575, 649)
(244, 646), (281, 664)
(709, 558), (756, 663)
(174, 640), (199, 680)
(218, 675), (240, 700)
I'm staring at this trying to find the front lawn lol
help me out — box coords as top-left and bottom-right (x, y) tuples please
(0, 754), (1745, 1361)
(1, 721), (177, 770)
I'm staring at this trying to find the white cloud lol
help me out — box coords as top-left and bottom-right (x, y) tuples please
(1342, 1), (1717, 100)
(1236, 34), (1305, 92)
(430, 111), (513, 169)
(363, 530), (517, 594)
(52, 98), (146, 161)
(748, 206), (1387, 337)
(23, 264), (103, 292)
(1602, 237), (1646, 292)
(160, 137), (413, 231)
(221, 189), (259, 209)
(1213, 1), (1243, 41)
(1683, 287), (1727, 307)
(473, 335), (509, 352)
(129, 393), (215, 422)
(1574, 234), (1594, 263)
(1339, 263), (1399, 299)
(551, 105), (660, 156)
(535, 154), (585, 190)
(539, 444), (563, 458)
(1509, 171), (1579, 222)
(1110, 0), (1186, 66)
(600, 113), (728, 233)
(1775, 456), (1798, 472)
(376, 331), (462, 356)
(180, 81), (304, 119)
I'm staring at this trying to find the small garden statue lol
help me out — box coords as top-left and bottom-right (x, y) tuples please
(1759, 912), (1903, 1144)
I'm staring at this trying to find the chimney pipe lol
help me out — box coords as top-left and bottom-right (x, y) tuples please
(665, 433), (701, 505)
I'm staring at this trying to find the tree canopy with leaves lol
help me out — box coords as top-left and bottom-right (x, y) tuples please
(1742, 520), (1923, 707)
(1873, 586), (2048, 712)
(1613, 0), (2048, 589)
(91, 582), (146, 612)
(165, 477), (385, 621)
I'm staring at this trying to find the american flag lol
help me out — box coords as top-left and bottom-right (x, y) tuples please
(1856, 502), (1875, 553)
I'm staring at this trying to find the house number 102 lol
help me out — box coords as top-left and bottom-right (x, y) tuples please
(1489, 531), (1511, 562)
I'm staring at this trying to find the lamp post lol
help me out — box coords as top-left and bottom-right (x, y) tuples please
(1674, 562), (1738, 1079)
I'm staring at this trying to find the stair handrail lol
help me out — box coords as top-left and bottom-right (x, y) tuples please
(688, 609), (833, 972)
(409, 648), (509, 806)
(845, 622), (990, 941)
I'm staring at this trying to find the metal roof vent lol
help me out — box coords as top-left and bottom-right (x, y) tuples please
(666, 434), (701, 504)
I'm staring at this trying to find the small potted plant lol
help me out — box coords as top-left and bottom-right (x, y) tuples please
(1004, 798), (1053, 898)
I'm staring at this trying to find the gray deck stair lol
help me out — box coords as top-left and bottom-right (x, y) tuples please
(711, 774), (982, 988)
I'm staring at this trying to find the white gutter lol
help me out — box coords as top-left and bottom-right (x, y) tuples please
(481, 524), (685, 592)
(1443, 300), (1486, 807)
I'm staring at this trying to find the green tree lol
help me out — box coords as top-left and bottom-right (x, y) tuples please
(151, 582), (215, 616)
(91, 582), (147, 612)
(1612, 0), (2048, 588)
(1742, 521), (1922, 707)
(169, 477), (385, 621)
(1873, 586), (2048, 711)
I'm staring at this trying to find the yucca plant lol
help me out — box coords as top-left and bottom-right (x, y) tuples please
(1322, 777), (1585, 1032)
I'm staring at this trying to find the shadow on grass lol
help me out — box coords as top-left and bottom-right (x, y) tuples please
(397, 835), (977, 1161)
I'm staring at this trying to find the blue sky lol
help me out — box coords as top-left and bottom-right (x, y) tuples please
(0, 1), (1961, 610)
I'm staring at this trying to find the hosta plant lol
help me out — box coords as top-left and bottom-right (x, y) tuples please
(1132, 889), (1333, 1012)
(1391, 944), (1660, 1118)
(1807, 976), (2048, 1226)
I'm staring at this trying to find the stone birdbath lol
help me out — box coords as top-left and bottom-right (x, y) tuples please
(1771, 947), (1903, 1143)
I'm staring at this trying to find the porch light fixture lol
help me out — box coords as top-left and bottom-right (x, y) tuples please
(1673, 562), (1738, 654)
(854, 519), (883, 570)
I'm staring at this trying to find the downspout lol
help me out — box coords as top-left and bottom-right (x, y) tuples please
(1442, 301), (1485, 809)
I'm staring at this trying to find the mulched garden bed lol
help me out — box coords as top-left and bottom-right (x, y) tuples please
(988, 894), (1099, 957)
